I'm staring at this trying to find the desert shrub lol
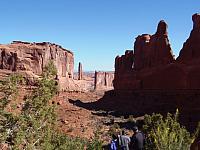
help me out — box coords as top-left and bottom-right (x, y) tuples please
(11, 61), (58, 149)
(87, 131), (103, 150)
(127, 115), (136, 123)
(143, 110), (200, 150)
(0, 61), (103, 150)
(50, 133), (87, 150)
(108, 123), (120, 136)
(0, 74), (25, 147)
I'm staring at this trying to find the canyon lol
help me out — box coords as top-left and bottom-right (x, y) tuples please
(1, 12), (200, 148)
(0, 41), (114, 92)
(68, 13), (200, 137)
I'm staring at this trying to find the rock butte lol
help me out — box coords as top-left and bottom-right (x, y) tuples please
(0, 41), (74, 90)
(1, 13), (200, 133)
(0, 41), (115, 91)
(111, 13), (200, 132)
(114, 13), (200, 90)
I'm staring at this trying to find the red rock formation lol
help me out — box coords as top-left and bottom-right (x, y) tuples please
(114, 50), (135, 90)
(114, 20), (175, 90)
(112, 13), (200, 133)
(0, 41), (74, 90)
(134, 20), (174, 71)
(94, 71), (114, 90)
(177, 13), (200, 64)
(78, 62), (83, 80)
(114, 14), (200, 91)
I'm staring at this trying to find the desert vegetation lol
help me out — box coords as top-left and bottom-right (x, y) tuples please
(143, 111), (200, 150)
(0, 61), (199, 150)
(0, 61), (102, 150)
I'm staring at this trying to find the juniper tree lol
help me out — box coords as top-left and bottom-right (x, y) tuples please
(0, 61), (103, 150)
(143, 110), (200, 150)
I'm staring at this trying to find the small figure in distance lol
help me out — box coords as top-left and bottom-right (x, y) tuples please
(110, 134), (118, 150)
(130, 126), (145, 150)
(118, 130), (131, 150)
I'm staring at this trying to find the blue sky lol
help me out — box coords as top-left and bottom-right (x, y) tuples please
(0, 0), (199, 71)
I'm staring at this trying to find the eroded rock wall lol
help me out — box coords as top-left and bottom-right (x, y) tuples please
(114, 14), (200, 90)
(94, 71), (114, 90)
(112, 13), (200, 132)
(134, 21), (174, 71)
(0, 41), (74, 90)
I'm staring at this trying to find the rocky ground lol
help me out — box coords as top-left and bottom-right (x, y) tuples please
(2, 79), (141, 145)
(54, 91), (105, 139)
(52, 90), (140, 144)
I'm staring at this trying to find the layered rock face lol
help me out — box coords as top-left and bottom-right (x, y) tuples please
(112, 13), (200, 131)
(94, 71), (114, 90)
(0, 41), (74, 90)
(177, 13), (200, 64)
(134, 21), (174, 70)
(114, 14), (200, 90)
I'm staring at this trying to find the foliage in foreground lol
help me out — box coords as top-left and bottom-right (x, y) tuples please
(0, 61), (102, 150)
(2, 61), (198, 150)
(143, 110), (200, 150)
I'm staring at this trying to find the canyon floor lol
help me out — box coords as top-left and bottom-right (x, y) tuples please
(53, 90), (139, 144)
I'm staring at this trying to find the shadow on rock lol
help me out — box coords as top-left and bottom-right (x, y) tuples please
(68, 89), (200, 133)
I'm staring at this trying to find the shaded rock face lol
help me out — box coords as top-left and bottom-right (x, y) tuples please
(177, 13), (200, 64)
(94, 71), (114, 90)
(0, 41), (74, 90)
(78, 62), (83, 80)
(114, 14), (200, 90)
(0, 50), (17, 71)
(115, 50), (134, 74)
(112, 13), (200, 132)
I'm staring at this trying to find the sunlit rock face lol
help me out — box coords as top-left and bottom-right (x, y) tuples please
(0, 41), (74, 90)
(114, 14), (200, 90)
(114, 20), (175, 90)
(134, 20), (174, 71)
(94, 71), (114, 90)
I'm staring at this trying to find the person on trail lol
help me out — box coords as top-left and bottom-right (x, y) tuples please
(130, 126), (145, 150)
(118, 130), (131, 150)
(110, 134), (117, 150)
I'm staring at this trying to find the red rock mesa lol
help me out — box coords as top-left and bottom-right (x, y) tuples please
(0, 41), (74, 90)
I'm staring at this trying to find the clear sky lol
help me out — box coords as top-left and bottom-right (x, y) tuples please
(0, 0), (199, 71)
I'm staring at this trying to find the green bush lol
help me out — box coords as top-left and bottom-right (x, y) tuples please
(0, 61), (103, 150)
(108, 123), (120, 136)
(127, 115), (136, 123)
(87, 131), (103, 150)
(143, 110), (200, 150)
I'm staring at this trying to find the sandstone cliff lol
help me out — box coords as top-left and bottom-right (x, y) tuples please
(114, 14), (200, 90)
(134, 20), (174, 70)
(0, 41), (74, 90)
(94, 71), (114, 90)
(111, 13), (200, 132)
(177, 13), (200, 64)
